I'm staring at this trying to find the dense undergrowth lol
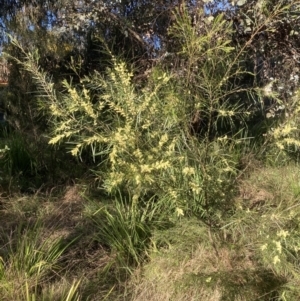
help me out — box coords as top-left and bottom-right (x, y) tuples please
(1, 3), (300, 301)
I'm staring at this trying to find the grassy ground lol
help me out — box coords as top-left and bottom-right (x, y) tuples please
(1, 164), (300, 300)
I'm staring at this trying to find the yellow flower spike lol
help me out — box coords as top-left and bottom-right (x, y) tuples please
(182, 167), (195, 176)
(176, 207), (184, 217)
(273, 256), (280, 265)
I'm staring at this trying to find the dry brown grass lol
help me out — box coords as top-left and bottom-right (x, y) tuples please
(127, 219), (252, 301)
(2, 164), (299, 300)
(0, 185), (118, 300)
(129, 241), (258, 301)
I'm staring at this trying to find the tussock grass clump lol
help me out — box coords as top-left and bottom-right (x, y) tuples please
(0, 219), (80, 301)
(86, 195), (153, 269)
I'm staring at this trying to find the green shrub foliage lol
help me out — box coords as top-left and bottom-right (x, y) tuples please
(7, 9), (262, 219)
(11, 6), (299, 221)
